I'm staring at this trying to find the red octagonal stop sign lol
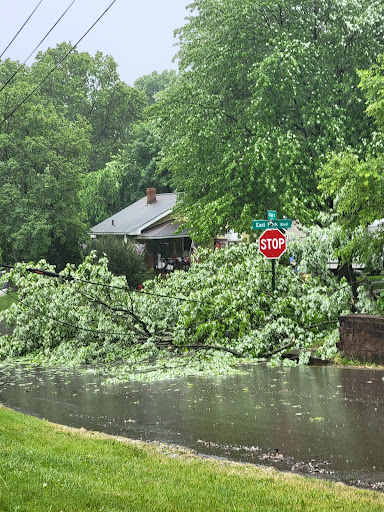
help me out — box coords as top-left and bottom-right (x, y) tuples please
(258, 229), (287, 259)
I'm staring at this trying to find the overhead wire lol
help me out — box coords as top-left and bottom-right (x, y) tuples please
(0, 262), (343, 344)
(0, 262), (273, 304)
(0, 0), (43, 60)
(0, 0), (78, 94)
(0, 0), (118, 128)
(0, 263), (203, 303)
(2, 288), (135, 339)
(0, 258), (347, 329)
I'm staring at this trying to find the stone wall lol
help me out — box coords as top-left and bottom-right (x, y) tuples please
(338, 315), (384, 364)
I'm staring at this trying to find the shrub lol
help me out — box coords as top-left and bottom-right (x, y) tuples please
(86, 236), (150, 288)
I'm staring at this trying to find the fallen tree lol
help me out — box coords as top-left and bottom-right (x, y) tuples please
(0, 243), (378, 380)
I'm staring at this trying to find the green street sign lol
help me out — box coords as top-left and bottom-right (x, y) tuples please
(267, 210), (277, 220)
(252, 220), (269, 230)
(274, 219), (292, 229)
(252, 219), (292, 230)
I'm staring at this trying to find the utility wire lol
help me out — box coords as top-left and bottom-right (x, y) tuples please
(0, 262), (274, 304)
(0, 264), (343, 344)
(0, 253), (360, 307)
(0, 1), (43, 60)
(0, 263), (202, 303)
(0, 0), (77, 94)
(2, 288), (135, 339)
(0, 0), (118, 128)
(1, 286), (338, 349)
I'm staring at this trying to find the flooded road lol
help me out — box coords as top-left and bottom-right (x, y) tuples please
(0, 364), (383, 488)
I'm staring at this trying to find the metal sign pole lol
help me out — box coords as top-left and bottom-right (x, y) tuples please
(272, 259), (276, 291)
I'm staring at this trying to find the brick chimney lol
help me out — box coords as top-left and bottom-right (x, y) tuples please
(146, 188), (157, 204)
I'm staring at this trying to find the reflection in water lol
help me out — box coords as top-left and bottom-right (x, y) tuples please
(0, 364), (383, 488)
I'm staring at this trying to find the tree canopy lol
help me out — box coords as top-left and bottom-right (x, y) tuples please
(81, 70), (175, 225)
(0, 68), (91, 267)
(318, 52), (384, 270)
(31, 43), (147, 173)
(80, 120), (170, 226)
(134, 70), (176, 106)
(153, 0), (384, 243)
(0, 46), (151, 266)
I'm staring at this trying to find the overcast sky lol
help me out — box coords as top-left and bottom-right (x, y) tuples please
(0, 0), (190, 85)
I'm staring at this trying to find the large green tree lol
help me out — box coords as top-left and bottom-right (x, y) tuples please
(31, 43), (147, 173)
(134, 70), (176, 105)
(318, 53), (384, 271)
(0, 45), (150, 266)
(81, 71), (176, 225)
(0, 62), (91, 268)
(80, 120), (170, 225)
(153, 0), (384, 243)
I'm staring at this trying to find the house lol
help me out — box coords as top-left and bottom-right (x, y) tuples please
(91, 188), (192, 271)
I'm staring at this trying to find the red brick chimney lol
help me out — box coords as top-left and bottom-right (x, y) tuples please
(146, 188), (157, 204)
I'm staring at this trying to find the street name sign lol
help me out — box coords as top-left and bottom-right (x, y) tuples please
(252, 219), (292, 230)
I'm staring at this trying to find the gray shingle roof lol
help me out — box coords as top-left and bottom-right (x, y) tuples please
(91, 193), (177, 235)
(139, 220), (189, 239)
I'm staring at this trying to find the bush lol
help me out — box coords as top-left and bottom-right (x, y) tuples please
(378, 291), (384, 313)
(86, 237), (150, 288)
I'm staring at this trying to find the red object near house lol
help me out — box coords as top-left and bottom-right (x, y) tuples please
(258, 229), (287, 259)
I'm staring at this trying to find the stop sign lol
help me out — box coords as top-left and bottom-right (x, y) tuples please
(258, 229), (287, 259)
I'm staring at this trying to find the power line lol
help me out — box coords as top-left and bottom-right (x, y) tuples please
(2, 288), (135, 339)
(0, 263), (343, 346)
(1, 282), (339, 352)
(0, 1), (43, 60)
(0, 262), (204, 303)
(0, 262), (275, 304)
(0, 0), (77, 94)
(0, 0), (118, 128)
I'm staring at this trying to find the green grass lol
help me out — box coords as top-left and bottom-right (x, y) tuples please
(0, 292), (14, 312)
(332, 353), (384, 369)
(368, 276), (384, 291)
(358, 274), (384, 290)
(0, 406), (383, 511)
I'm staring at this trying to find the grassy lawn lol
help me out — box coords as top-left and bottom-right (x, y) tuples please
(359, 274), (384, 291)
(0, 406), (383, 512)
(0, 293), (15, 312)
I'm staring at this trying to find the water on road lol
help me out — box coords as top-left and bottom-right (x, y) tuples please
(0, 363), (383, 488)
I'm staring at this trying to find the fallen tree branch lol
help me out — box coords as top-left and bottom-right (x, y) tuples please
(173, 344), (245, 358)
(77, 291), (152, 337)
(258, 341), (295, 359)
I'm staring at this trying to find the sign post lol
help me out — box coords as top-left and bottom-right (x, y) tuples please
(271, 259), (276, 291)
(253, 211), (291, 291)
